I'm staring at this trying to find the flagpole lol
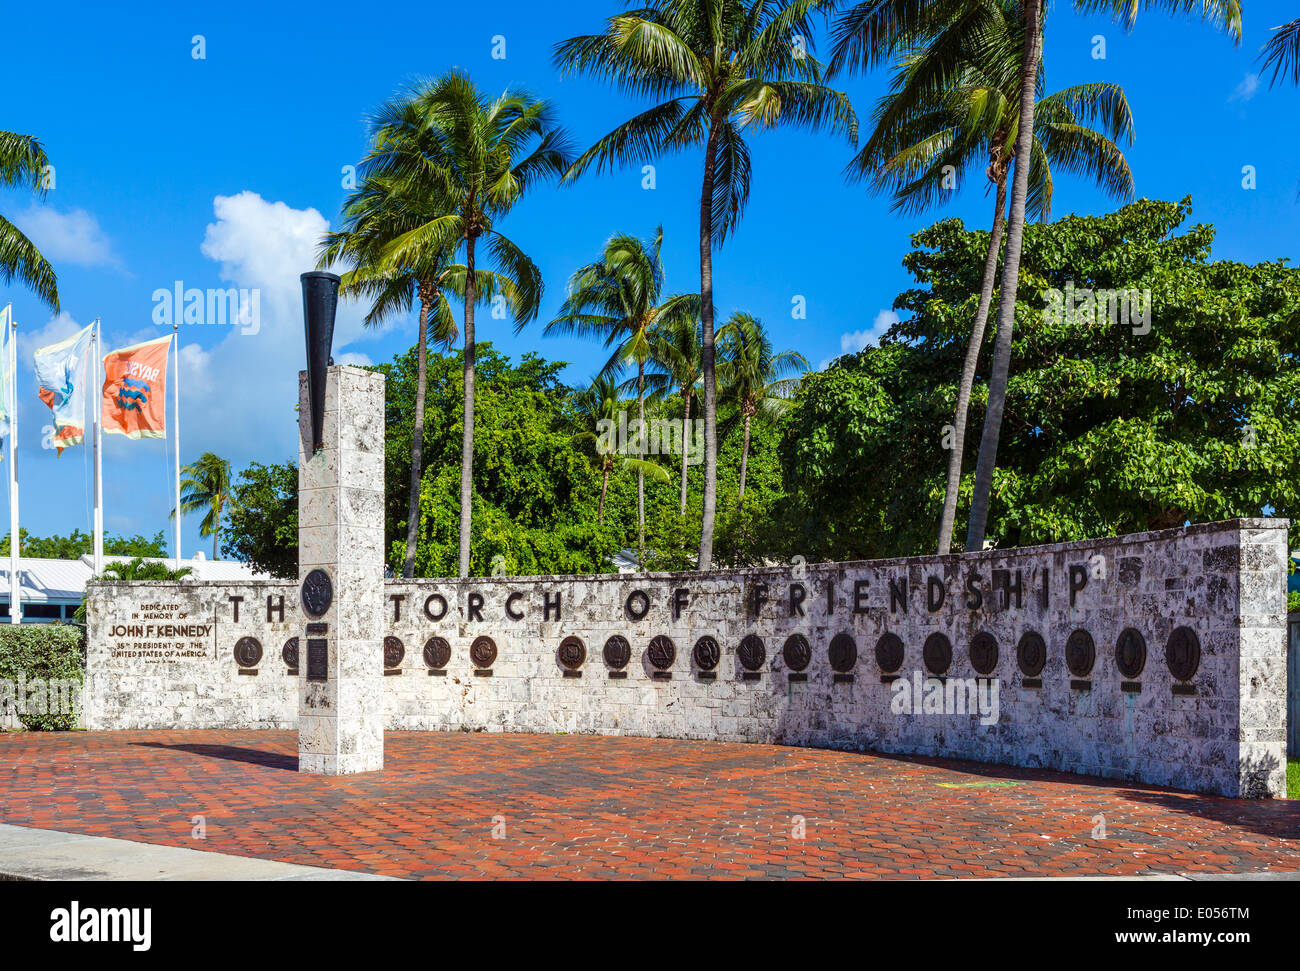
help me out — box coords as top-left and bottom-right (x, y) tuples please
(92, 318), (103, 575)
(172, 323), (181, 569)
(7, 305), (18, 625)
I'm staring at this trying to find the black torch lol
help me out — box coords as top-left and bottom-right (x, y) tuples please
(300, 271), (340, 453)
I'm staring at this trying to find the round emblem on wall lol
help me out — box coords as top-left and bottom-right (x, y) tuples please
(874, 632), (905, 674)
(282, 637), (299, 668)
(1165, 626), (1201, 682)
(603, 635), (631, 669)
(782, 634), (812, 672)
(470, 635), (498, 668)
(647, 635), (676, 670)
(234, 636), (263, 668)
(383, 636), (405, 669)
(922, 633), (952, 675)
(737, 634), (766, 671)
(1115, 627), (1147, 679)
(1017, 631), (1047, 678)
(300, 568), (333, 617)
(969, 631), (998, 676)
(423, 636), (451, 669)
(1065, 629), (1095, 677)
(692, 636), (721, 671)
(558, 636), (586, 670)
(828, 632), (857, 673)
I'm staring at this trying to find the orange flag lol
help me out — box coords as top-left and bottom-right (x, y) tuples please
(101, 334), (171, 439)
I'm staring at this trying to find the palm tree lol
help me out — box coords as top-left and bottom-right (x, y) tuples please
(1261, 18), (1300, 87)
(0, 131), (58, 309)
(832, 0), (1240, 552)
(644, 314), (704, 515)
(571, 374), (671, 525)
(555, 0), (857, 569)
(362, 71), (573, 577)
(320, 163), (519, 579)
(716, 312), (807, 506)
(173, 452), (231, 559)
(546, 227), (697, 559)
(849, 0), (1134, 554)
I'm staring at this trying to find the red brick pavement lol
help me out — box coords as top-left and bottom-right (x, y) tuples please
(0, 731), (1297, 879)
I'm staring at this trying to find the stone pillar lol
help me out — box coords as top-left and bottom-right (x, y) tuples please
(296, 365), (386, 774)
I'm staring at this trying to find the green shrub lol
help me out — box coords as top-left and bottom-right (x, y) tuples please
(0, 624), (85, 731)
(1288, 589), (1300, 615)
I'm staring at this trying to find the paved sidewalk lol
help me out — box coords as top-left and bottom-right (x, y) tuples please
(0, 823), (397, 880)
(2, 731), (1298, 879)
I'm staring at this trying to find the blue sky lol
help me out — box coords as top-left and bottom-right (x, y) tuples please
(3, 0), (1297, 557)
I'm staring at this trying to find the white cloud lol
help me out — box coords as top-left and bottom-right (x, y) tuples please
(820, 309), (900, 369)
(13, 205), (124, 270)
(1230, 73), (1260, 102)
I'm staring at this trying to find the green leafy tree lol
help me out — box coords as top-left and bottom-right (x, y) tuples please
(847, 0), (1134, 553)
(173, 452), (232, 560)
(716, 312), (806, 507)
(644, 313), (704, 515)
(0, 131), (58, 309)
(555, 0), (857, 569)
(546, 227), (696, 557)
(0, 529), (167, 559)
(222, 461), (298, 578)
(779, 198), (1300, 557)
(570, 374), (671, 525)
(363, 70), (573, 577)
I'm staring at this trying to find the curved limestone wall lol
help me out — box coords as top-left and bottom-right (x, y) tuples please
(83, 518), (1290, 797)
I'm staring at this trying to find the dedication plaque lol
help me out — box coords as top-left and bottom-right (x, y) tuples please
(107, 601), (216, 661)
(306, 638), (328, 681)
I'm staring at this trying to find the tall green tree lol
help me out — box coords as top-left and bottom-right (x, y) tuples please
(644, 313), (704, 515)
(174, 452), (232, 560)
(364, 70), (573, 577)
(570, 373), (671, 525)
(847, 0), (1134, 553)
(0, 131), (58, 309)
(546, 227), (696, 558)
(320, 162), (517, 578)
(555, 0), (857, 569)
(716, 312), (806, 506)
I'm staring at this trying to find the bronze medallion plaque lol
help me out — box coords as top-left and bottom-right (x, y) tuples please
(234, 636), (263, 668)
(423, 636), (451, 669)
(828, 632), (857, 673)
(692, 636), (720, 671)
(384, 636), (405, 669)
(1165, 626), (1200, 682)
(969, 631), (998, 676)
(558, 636), (586, 670)
(282, 637), (299, 668)
(1017, 631), (1047, 678)
(470, 635), (498, 669)
(737, 634), (766, 671)
(1065, 629), (1096, 678)
(922, 633), (952, 675)
(1115, 627), (1147, 679)
(782, 634), (811, 672)
(874, 632), (905, 674)
(603, 635), (631, 669)
(647, 635), (676, 670)
(300, 568), (333, 617)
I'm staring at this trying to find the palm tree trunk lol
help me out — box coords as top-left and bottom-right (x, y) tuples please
(636, 358), (645, 564)
(678, 391), (691, 516)
(965, 0), (1043, 553)
(738, 412), (751, 508)
(599, 467), (609, 525)
(936, 176), (1007, 554)
(458, 237), (478, 578)
(697, 121), (721, 571)
(403, 286), (432, 578)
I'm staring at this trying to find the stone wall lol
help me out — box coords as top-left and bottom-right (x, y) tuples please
(83, 518), (1290, 797)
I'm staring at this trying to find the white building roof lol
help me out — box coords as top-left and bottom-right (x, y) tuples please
(0, 554), (273, 604)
